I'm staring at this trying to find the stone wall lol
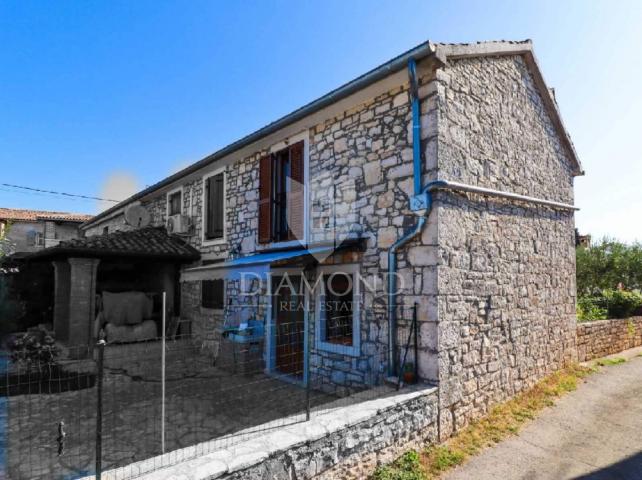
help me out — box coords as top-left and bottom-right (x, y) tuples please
(434, 55), (579, 436)
(84, 60), (442, 388)
(115, 386), (438, 480)
(577, 317), (642, 361)
(5, 220), (84, 254)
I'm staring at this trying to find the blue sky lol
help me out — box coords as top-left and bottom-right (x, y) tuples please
(1, 1), (640, 241)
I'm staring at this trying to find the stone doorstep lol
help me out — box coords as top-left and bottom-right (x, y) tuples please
(79, 383), (437, 480)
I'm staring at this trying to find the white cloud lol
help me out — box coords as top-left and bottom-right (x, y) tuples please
(97, 171), (141, 212)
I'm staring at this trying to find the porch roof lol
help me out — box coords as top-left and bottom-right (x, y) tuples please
(181, 237), (366, 282)
(27, 226), (200, 262)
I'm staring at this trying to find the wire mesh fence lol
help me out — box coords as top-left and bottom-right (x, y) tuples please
(0, 303), (421, 480)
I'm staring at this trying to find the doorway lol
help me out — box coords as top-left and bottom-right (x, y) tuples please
(271, 273), (305, 378)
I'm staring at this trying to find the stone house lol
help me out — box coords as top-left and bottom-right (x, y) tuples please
(0, 208), (92, 257)
(73, 39), (582, 434)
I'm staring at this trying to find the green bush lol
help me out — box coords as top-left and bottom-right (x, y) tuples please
(577, 239), (642, 295)
(577, 296), (608, 322)
(10, 328), (59, 366)
(602, 289), (642, 319)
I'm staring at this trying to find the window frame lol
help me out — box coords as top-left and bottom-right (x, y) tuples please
(314, 263), (361, 356)
(166, 187), (183, 217)
(201, 167), (227, 246)
(200, 278), (226, 312)
(257, 130), (309, 250)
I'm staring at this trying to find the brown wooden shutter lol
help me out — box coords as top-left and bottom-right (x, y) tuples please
(288, 141), (305, 241)
(258, 154), (272, 244)
(212, 173), (224, 238)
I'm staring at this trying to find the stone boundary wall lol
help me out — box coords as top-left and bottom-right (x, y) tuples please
(89, 385), (438, 480)
(577, 316), (642, 361)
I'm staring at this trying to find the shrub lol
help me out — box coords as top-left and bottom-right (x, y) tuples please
(10, 328), (59, 367)
(577, 296), (607, 322)
(602, 289), (642, 319)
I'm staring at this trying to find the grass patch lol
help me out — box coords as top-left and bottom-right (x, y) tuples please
(595, 357), (626, 366)
(372, 365), (594, 480)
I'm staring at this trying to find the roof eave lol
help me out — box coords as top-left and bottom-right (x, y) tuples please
(83, 40), (439, 229)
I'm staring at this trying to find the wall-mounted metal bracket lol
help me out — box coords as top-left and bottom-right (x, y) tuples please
(410, 193), (430, 211)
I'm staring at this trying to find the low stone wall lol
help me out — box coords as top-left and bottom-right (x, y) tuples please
(91, 385), (438, 480)
(577, 316), (642, 361)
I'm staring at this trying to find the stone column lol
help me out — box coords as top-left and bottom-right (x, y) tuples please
(52, 261), (71, 342)
(68, 258), (100, 351)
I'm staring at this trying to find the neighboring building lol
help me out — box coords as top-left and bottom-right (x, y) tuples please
(575, 228), (591, 248)
(36, 40), (582, 435)
(0, 208), (92, 257)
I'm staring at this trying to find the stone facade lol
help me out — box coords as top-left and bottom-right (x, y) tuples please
(577, 317), (642, 361)
(433, 55), (578, 436)
(2, 219), (85, 255)
(81, 44), (580, 434)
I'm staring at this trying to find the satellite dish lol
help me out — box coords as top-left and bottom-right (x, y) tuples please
(124, 204), (151, 228)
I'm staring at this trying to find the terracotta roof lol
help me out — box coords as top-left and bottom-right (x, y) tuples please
(0, 207), (93, 223)
(28, 227), (200, 261)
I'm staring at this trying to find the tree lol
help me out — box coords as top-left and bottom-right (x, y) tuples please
(576, 238), (642, 295)
(0, 222), (22, 335)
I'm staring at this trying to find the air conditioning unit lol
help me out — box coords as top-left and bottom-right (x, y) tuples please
(167, 214), (192, 234)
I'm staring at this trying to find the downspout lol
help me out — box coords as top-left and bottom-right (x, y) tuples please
(387, 57), (429, 377)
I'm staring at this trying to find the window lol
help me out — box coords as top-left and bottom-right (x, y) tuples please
(321, 273), (354, 345)
(201, 279), (225, 310)
(259, 140), (304, 244)
(204, 172), (225, 241)
(103, 226), (109, 235)
(35, 232), (44, 247)
(315, 265), (360, 355)
(168, 190), (182, 216)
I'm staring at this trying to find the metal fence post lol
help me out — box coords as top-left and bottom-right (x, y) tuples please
(95, 339), (106, 480)
(305, 314), (311, 422)
(413, 302), (418, 381)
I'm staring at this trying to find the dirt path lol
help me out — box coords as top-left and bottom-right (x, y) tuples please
(444, 352), (642, 480)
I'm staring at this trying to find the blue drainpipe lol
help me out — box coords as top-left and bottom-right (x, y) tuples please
(408, 58), (422, 197)
(387, 57), (431, 377)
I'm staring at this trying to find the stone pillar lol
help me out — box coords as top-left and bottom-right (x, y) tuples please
(52, 261), (71, 342)
(68, 258), (100, 350)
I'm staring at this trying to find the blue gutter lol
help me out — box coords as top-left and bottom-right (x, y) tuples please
(408, 58), (422, 196)
(387, 57), (431, 377)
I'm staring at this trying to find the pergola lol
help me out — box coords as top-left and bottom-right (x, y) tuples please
(28, 227), (199, 351)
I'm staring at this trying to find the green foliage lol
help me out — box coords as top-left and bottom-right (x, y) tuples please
(576, 238), (642, 295)
(373, 451), (426, 480)
(428, 446), (465, 473)
(577, 289), (642, 321)
(0, 221), (22, 335)
(0, 275), (22, 335)
(576, 296), (607, 322)
(595, 357), (626, 366)
(10, 328), (59, 366)
(602, 289), (642, 319)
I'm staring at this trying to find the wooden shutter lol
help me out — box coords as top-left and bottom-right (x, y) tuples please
(258, 154), (272, 244)
(202, 279), (225, 309)
(205, 174), (224, 240)
(213, 173), (224, 238)
(288, 141), (305, 241)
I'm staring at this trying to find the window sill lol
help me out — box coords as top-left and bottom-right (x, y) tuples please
(256, 239), (306, 251)
(202, 237), (226, 247)
(315, 340), (359, 357)
(200, 307), (225, 315)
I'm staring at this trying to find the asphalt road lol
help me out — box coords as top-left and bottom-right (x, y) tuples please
(444, 350), (642, 480)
